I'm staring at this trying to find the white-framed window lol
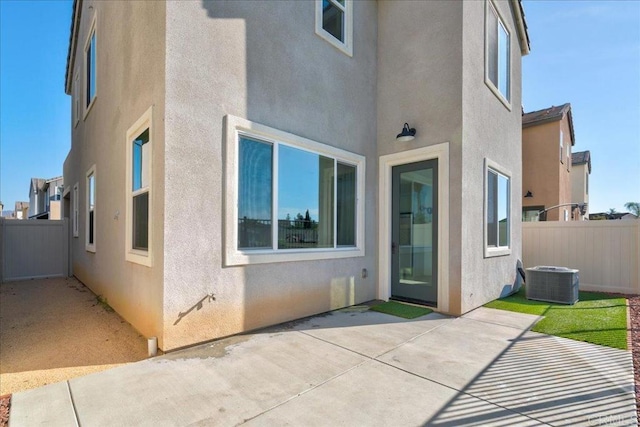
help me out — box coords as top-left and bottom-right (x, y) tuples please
(86, 165), (96, 252)
(485, 0), (511, 107)
(73, 72), (80, 128)
(484, 158), (510, 257)
(567, 141), (571, 172)
(84, 14), (97, 117)
(125, 107), (153, 267)
(73, 183), (79, 237)
(224, 114), (365, 266)
(564, 209), (569, 222)
(560, 130), (564, 163)
(315, 0), (353, 56)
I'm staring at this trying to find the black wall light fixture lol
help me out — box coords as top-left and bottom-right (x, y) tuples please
(524, 191), (533, 198)
(396, 123), (416, 142)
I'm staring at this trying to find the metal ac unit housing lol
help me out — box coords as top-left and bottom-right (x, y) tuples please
(525, 266), (579, 305)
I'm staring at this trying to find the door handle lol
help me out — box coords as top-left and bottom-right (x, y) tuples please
(392, 242), (397, 255)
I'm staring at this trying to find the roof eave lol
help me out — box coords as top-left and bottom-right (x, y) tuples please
(64, 0), (82, 95)
(511, 0), (530, 56)
(522, 115), (563, 128)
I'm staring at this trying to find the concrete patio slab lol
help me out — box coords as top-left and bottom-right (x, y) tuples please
(462, 306), (542, 330)
(245, 360), (542, 427)
(68, 330), (366, 426)
(8, 382), (77, 426)
(8, 305), (637, 426)
(287, 309), (452, 357)
(378, 317), (524, 390)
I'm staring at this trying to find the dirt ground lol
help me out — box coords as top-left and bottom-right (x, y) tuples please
(0, 277), (148, 395)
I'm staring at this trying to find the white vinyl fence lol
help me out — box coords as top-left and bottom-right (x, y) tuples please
(0, 218), (69, 282)
(523, 220), (640, 295)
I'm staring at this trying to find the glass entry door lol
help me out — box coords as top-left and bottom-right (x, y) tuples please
(391, 160), (438, 305)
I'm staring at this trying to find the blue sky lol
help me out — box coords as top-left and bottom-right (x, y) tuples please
(0, 0), (638, 214)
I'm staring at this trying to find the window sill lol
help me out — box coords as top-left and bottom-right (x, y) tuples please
(86, 244), (96, 253)
(126, 249), (152, 267)
(484, 78), (512, 111)
(83, 95), (97, 121)
(315, 29), (353, 57)
(225, 247), (364, 267)
(484, 247), (511, 258)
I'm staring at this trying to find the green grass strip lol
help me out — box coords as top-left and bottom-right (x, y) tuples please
(369, 301), (433, 319)
(484, 288), (627, 350)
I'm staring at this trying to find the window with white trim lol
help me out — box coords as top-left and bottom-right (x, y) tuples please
(73, 72), (79, 127)
(84, 16), (97, 113)
(86, 166), (96, 252)
(485, 0), (510, 105)
(485, 159), (510, 257)
(315, 0), (353, 56)
(224, 115), (365, 266)
(126, 108), (152, 266)
(73, 183), (79, 237)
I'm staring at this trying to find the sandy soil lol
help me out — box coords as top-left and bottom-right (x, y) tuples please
(0, 277), (148, 395)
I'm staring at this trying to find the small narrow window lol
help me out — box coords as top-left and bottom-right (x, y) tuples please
(73, 183), (79, 237)
(86, 166), (96, 252)
(567, 142), (571, 172)
(84, 16), (97, 113)
(73, 73), (79, 127)
(485, 1), (511, 105)
(315, 0), (353, 56)
(560, 130), (564, 163)
(485, 159), (510, 257)
(126, 108), (153, 266)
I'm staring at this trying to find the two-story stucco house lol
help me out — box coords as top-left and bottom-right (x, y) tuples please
(63, 0), (530, 351)
(522, 103), (581, 222)
(28, 176), (64, 220)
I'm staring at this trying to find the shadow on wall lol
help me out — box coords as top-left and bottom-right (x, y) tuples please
(173, 293), (216, 326)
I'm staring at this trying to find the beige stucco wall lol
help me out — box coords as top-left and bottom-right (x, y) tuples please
(377, 0), (464, 314)
(162, 0), (378, 350)
(458, 0), (523, 313)
(63, 0), (166, 344)
(522, 116), (573, 221)
(571, 163), (589, 218)
(49, 201), (61, 220)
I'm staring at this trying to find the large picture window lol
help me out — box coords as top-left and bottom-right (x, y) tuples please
(485, 159), (510, 257)
(225, 115), (364, 266)
(485, 0), (510, 105)
(126, 107), (153, 266)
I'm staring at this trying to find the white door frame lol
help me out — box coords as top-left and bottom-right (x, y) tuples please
(378, 143), (450, 313)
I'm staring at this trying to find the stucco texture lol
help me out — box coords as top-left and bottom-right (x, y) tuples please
(63, 0), (166, 345)
(162, 0), (378, 350)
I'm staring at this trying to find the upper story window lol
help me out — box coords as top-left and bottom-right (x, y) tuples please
(224, 115), (365, 266)
(126, 108), (153, 267)
(86, 166), (96, 252)
(315, 0), (353, 56)
(566, 143), (571, 171)
(485, 158), (510, 257)
(485, 1), (511, 107)
(560, 130), (564, 163)
(73, 72), (79, 127)
(84, 16), (97, 114)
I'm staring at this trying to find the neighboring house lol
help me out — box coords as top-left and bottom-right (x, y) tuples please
(571, 150), (591, 220)
(63, 0), (530, 351)
(14, 202), (29, 220)
(28, 176), (64, 220)
(522, 103), (580, 222)
(590, 212), (638, 221)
